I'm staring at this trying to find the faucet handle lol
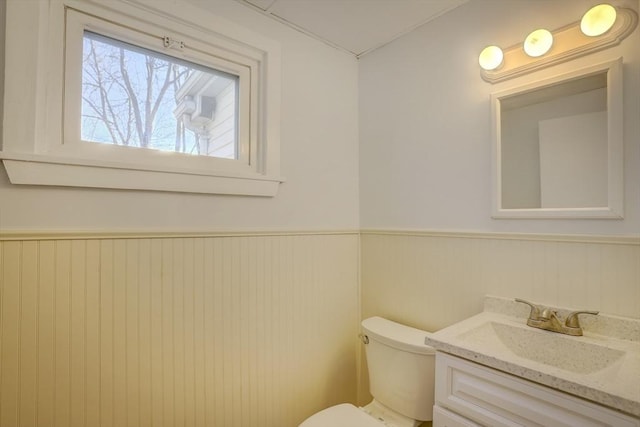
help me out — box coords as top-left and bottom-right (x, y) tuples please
(515, 298), (542, 320)
(565, 310), (599, 328)
(540, 307), (557, 320)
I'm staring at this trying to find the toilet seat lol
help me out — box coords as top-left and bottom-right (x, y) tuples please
(299, 403), (385, 427)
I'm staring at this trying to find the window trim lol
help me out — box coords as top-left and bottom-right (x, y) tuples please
(64, 9), (254, 173)
(0, 0), (283, 196)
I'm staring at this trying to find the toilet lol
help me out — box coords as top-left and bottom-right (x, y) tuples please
(300, 316), (435, 427)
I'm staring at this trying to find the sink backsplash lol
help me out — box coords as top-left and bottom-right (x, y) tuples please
(484, 295), (640, 342)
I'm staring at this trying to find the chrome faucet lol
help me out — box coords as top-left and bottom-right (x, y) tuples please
(515, 298), (598, 336)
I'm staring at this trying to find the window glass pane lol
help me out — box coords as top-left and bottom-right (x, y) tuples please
(81, 31), (239, 159)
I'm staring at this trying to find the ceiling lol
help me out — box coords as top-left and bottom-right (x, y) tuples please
(235, 0), (468, 57)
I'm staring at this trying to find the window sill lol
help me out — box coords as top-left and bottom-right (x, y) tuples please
(0, 152), (284, 196)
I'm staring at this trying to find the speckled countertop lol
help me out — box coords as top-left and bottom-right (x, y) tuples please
(424, 296), (640, 418)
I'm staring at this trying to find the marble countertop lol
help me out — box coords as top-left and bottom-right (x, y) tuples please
(424, 296), (640, 417)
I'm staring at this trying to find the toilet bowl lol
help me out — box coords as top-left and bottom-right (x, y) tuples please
(299, 317), (435, 427)
(299, 403), (386, 427)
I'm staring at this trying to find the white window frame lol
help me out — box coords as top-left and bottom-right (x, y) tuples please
(1, 0), (283, 196)
(66, 14), (252, 171)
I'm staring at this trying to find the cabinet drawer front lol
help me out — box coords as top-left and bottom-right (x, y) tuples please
(433, 406), (481, 427)
(435, 353), (639, 427)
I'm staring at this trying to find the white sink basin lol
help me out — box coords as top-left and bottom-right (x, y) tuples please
(423, 296), (640, 417)
(457, 321), (625, 374)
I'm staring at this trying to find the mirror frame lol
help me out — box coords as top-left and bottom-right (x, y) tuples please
(491, 57), (623, 219)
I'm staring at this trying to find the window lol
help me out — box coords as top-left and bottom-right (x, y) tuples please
(81, 31), (239, 160)
(1, 0), (282, 196)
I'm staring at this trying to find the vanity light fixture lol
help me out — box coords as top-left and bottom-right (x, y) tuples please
(478, 45), (504, 71)
(523, 29), (553, 57)
(478, 3), (637, 83)
(581, 4), (617, 36)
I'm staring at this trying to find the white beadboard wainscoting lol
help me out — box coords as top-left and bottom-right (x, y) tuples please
(361, 230), (640, 331)
(0, 232), (360, 427)
(357, 230), (640, 406)
(2, 229), (639, 425)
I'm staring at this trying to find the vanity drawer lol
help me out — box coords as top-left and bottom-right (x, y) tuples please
(434, 352), (639, 427)
(433, 406), (480, 427)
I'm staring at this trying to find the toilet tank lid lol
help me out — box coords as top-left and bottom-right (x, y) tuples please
(361, 317), (435, 355)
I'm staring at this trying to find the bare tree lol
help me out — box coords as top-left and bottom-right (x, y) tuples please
(81, 36), (191, 152)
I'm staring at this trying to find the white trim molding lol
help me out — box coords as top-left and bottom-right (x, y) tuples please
(0, 152), (282, 196)
(0, 229), (360, 241)
(1, 228), (637, 246)
(360, 229), (640, 246)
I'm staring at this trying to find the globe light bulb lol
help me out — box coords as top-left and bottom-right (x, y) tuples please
(478, 45), (504, 71)
(523, 29), (553, 57)
(581, 4), (617, 36)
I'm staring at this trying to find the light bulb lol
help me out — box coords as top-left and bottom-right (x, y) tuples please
(523, 29), (553, 57)
(581, 4), (617, 36)
(478, 45), (504, 71)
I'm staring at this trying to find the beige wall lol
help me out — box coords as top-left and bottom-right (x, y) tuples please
(0, 1), (362, 422)
(3, 230), (639, 424)
(0, 0), (360, 232)
(358, 0), (640, 235)
(356, 0), (640, 404)
(0, 232), (360, 427)
(2, 0), (640, 425)
(361, 232), (640, 330)
(357, 230), (640, 404)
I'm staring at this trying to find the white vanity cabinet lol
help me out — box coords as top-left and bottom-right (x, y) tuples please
(433, 352), (640, 427)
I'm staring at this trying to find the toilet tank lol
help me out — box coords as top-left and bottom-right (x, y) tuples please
(361, 317), (435, 422)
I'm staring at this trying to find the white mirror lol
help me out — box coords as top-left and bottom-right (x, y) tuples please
(491, 58), (623, 219)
